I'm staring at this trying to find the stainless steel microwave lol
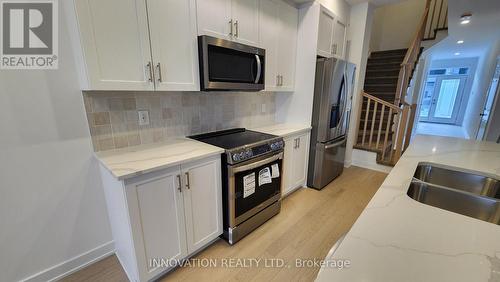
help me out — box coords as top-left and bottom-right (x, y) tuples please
(198, 35), (265, 91)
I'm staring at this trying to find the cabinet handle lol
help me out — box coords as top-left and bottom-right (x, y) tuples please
(156, 63), (163, 82)
(280, 75), (284, 86)
(229, 19), (233, 36)
(234, 20), (239, 38)
(185, 172), (190, 190)
(177, 175), (182, 192)
(146, 62), (153, 82)
(297, 138), (300, 148)
(276, 75), (280, 86)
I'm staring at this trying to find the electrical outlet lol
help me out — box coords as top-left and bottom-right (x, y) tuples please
(261, 103), (266, 113)
(138, 110), (150, 126)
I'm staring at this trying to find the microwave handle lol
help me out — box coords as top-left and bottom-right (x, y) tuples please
(254, 55), (262, 84)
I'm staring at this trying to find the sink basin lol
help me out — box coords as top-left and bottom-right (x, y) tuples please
(408, 163), (500, 225)
(408, 181), (500, 225)
(414, 163), (500, 199)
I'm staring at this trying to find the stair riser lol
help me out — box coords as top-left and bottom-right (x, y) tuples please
(368, 57), (405, 64)
(365, 77), (398, 85)
(370, 49), (408, 58)
(367, 62), (402, 70)
(364, 85), (397, 93)
(366, 70), (401, 77)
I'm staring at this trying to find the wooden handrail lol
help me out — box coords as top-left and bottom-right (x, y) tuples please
(362, 92), (401, 111)
(395, 0), (432, 106)
(402, 3), (431, 65)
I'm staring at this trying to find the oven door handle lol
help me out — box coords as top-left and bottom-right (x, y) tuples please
(254, 54), (262, 84)
(232, 152), (283, 173)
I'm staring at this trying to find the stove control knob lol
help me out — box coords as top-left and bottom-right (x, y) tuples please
(245, 150), (253, 158)
(232, 153), (240, 162)
(239, 152), (246, 160)
(270, 143), (277, 150)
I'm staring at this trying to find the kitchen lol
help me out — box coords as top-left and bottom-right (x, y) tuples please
(0, 0), (499, 282)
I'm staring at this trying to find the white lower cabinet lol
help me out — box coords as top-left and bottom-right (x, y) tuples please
(100, 155), (222, 282)
(282, 131), (310, 196)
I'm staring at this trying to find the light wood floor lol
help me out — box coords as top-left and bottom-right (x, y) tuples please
(61, 166), (386, 282)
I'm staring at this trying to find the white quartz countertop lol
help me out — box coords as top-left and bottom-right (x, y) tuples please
(316, 135), (500, 282)
(251, 123), (311, 138)
(95, 138), (224, 180)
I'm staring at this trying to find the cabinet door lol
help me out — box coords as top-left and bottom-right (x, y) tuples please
(196, 0), (232, 39)
(332, 18), (346, 59)
(291, 133), (310, 189)
(74, 0), (154, 90)
(181, 157), (223, 253)
(147, 0), (200, 91)
(277, 0), (298, 91)
(126, 167), (187, 280)
(259, 0), (279, 91)
(232, 0), (260, 45)
(282, 136), (295, 195)
(317, 8), (334, 58)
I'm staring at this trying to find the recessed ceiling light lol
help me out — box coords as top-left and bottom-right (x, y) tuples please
(457, 40), (464, 44)
(454, 52), (461, 56)
(460, 13), (472, 24)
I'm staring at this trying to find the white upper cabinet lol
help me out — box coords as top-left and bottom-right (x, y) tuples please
(317, 6), (347, 59)
(74, 0), (199, 91)
(74, 0), (153, 90)
(231, 0), (260, 45)
(196, 0), (232, 40)
(259, 0), (279, 90)
(276, 0), (298, 91)
(147, 0), (200, 91)
(317, 7), (335, 58)
(332, 17), (347, 58)
(197, 0), (259, 45)
(259, 0), (297, 92)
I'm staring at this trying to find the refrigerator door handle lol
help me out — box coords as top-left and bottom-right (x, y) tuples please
(324, 138), (347, 149)
(335, 74), (348, 135)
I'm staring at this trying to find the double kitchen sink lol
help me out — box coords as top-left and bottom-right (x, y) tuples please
(407, 163), (500, 225)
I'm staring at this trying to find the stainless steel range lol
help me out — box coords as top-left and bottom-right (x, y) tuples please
(190, 128), (284, 244)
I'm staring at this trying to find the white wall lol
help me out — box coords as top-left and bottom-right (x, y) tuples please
(0, 1), (113, 281)
(345, 2), (374, 166)
(463, 39), (500, 139)
(369, 0), (425, 52)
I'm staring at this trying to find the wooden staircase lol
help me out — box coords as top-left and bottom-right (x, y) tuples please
(354, 0), (447, 166)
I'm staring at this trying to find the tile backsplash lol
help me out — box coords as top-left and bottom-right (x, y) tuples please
(83, 91), (277, 151)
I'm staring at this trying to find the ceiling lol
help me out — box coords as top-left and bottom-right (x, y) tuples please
(426, 0), (500, 59)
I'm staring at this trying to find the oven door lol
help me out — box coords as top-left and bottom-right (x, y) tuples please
(228, 152), (283, 227)
(198, 35), (265, 91)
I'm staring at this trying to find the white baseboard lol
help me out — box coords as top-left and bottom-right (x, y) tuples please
(22, 241), (115, 282)
(351, 149), (392, 173)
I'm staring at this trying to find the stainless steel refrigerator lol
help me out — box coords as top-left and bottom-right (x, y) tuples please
(307, 57), (356, 190)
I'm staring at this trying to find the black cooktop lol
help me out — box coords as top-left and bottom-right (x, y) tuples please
(189, 128), (279, 150)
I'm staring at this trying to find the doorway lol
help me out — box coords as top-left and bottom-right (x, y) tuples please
(419, 73), (468, 124)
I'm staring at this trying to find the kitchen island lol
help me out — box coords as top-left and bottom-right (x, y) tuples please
(316, 135), (500, 282)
